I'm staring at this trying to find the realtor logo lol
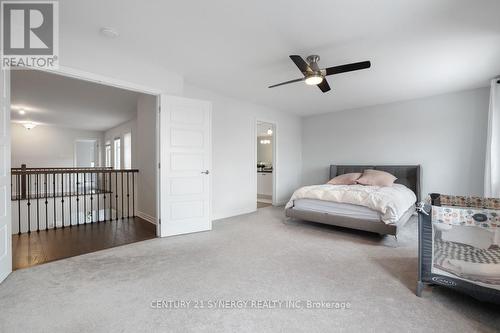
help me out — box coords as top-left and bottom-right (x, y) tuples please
(1, 1), (59, 69)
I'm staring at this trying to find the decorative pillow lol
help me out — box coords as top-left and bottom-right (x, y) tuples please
(356, 169), (397, 187)
(327, 172), (362, 185)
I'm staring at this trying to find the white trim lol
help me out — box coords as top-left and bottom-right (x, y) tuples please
(155, 97), (161, 236)
(212, 207), (255, 222)
(29, 65), (162, 95)
(137, 211), (157, 225)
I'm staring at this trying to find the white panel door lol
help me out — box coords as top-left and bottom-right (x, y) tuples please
(0, 69), (12, 283)
(160, 95), (211, 237)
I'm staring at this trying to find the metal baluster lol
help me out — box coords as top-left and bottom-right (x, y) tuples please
(69, 173), (72, 227)
(90, 172), (94, 223)
(115, 172), (118, 221)
(36, 173), (40, 232)
(132, 172), (135, 217)
(109, 171), (112, 221)
(76, 172), (80, 225)
(45, 173), (48, 231)
(53, 173), (56, 229)
(61, 172), (64, 228)
(84, 172), (87, 223)
(126, 171), (130, 218)
(121, 171), (124, 220)
(103, 172), (107, 221)
(97, 171), (100, 222)
(27, 173), (31, 233)
(17, 174), (21, 235)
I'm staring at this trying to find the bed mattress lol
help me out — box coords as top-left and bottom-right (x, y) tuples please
(293, 199), (382, 221)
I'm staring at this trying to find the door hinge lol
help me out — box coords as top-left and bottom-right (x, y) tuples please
(158, 218), (161, 225)
(158, 162), (161, 169)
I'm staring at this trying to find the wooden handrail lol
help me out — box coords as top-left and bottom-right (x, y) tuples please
(12, 167), (114, 170)
(12, 168), (138, 175)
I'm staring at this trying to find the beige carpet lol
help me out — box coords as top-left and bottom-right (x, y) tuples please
(0, 206), (499, 332)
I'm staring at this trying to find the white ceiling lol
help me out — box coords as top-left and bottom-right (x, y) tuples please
(11, 70), (141, 131)
(59, 0), (500, 115)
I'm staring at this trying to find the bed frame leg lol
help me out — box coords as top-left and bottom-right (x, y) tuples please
(416, 281), (424, 297)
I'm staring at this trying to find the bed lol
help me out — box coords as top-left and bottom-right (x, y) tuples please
(285, 165), (421, 236)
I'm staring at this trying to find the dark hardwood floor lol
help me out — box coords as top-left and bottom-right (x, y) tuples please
(257, 201), (272, 208)
(12, 217), (156, 270)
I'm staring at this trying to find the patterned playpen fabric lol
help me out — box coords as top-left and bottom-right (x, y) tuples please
(431, 200), (500, 290)
(438, 195), (500, 210)
(434, 239), (500, 265)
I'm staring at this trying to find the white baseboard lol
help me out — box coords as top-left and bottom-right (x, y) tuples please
(212, 207), (256, 221)
(137, 211), (157, 225)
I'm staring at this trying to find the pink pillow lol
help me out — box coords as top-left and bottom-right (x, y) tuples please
(356, 169), (397, 187)
(327, 172), (362, 185)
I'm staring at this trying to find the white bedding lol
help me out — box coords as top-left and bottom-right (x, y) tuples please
(286, 183), (416, 224)
(294, 199), (381, 221)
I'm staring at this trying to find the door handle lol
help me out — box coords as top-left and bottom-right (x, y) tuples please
(201, 170), (210, 175)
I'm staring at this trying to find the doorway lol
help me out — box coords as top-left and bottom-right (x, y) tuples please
(74, 139), (98, 167)
(9, 69), (159, 270)
(256, 121), (275, 208)
(0, 66), (213, 282)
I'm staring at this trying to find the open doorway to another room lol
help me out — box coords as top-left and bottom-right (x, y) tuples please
(256, 121), (275, 209)
(10, 69), (159, 270)
(74, 139), (98, 167)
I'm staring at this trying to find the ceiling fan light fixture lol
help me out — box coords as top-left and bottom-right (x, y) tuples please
(305, 74), (323, 86)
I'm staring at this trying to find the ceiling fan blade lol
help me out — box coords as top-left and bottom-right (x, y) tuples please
(289, 55), (312, 74)
(324, 61), (371, 76)
(268, 78), (305, 88)
(317, 79), (331, 93)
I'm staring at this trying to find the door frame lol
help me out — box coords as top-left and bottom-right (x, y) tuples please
(254, 119), (277, 207)
(73, 138), (99, 167)
(0, 68), (12, 283)
(6, 65), (165, 237)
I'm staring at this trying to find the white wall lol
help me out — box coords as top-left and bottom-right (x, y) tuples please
(136, 94), (158, 222)
(183, 84), (302, 220)
(103, 95), (158, 223)
(11, 123), (104, 168)
(51, 43), (302, 222)
(302, 88), (490, 197)
(104, 118), (137, 168)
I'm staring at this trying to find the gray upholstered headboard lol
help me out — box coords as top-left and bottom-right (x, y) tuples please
(329, 165), (421, 201)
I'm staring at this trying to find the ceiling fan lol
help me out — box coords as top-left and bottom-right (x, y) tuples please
(268, 55), (371, 93)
